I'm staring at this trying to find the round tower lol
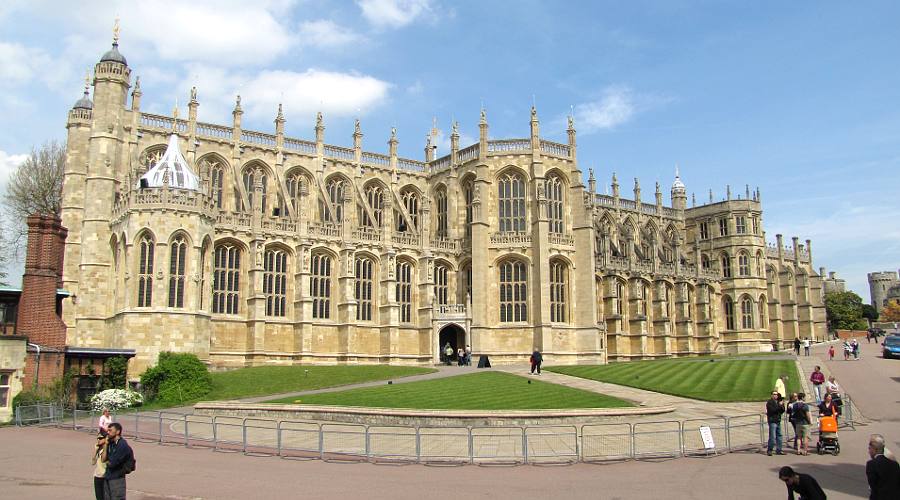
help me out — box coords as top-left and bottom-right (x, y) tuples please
(868, 271), (899, 312)
(670, 166), (687, 212)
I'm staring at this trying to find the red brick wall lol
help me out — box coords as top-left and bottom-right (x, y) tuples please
(16, 214), (68, 349)
(22, 351), (65, 389)
(836, 329), (867, 339)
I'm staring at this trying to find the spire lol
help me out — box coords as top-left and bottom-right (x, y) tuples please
(275, 103), (285, 123)
(113, 17), (120, 44)
(100, 17), (127, 65)
(73, 71), (93, 110)
(233, 94), (242, 114)
(612, 172), (619, 198)
(588, 168), (596, 194)
(190, 86), (198, 104)
(709, 189), (713, 203)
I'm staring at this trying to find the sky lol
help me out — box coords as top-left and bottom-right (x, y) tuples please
(0, 0), (898, 300)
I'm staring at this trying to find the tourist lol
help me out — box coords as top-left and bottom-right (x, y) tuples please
(828, 345), (835, 361)
(104, 422), (134, 500)
(794, 337), (802, 356)
(457, 347), (464, 366)
(851, 338), (860, 359)
(465, 345), (472, 366)
(793, 393), (812, 455)
(819, 393), (841, 421)
(804, 338), (811, 356)
(809, 366), (825, 404)
(867, 434), (900, 499)
(825, 376), (841, 397)
(443, 343), (453, 366)
(530, 349), (543, 375)
(843, 340), (852, 360)
(774, 374), (787, 401)
(766, 390), (786, 456)
(98, 408), (112, 437)
(786, 393), (799, 450)
(778, 466), (826, 500)
(92, 434), (108, 500)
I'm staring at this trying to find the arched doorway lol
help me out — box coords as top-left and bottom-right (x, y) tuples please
(438, 324), (466, 364)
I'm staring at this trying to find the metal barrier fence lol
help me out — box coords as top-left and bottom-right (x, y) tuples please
(13, 394), (857, 465)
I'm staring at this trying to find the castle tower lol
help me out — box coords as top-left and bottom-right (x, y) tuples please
(868, 271), (900, 313)
(670, 166), (687, 213)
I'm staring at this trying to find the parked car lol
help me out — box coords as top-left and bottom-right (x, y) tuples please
(883, 335), (900, 359)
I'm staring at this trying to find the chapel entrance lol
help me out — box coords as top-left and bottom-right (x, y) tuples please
(438, 324), (466, 364)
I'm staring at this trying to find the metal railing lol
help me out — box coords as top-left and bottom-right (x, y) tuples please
(14, 394), (858, 465)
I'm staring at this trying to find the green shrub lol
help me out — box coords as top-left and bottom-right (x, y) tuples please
(11, 369), (77, 408)
(140, 352), (212, 404)
(101, 356), (129, 391)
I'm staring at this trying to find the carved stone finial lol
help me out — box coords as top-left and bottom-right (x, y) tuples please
(233, 94), (242, 112)
(451, 121), (459, 136)
(354, 118), (361, 135)
(112, 17), (120, 44)
(567, 113), (575, 130)
(190, 86), (197, 102)
(531, 105), (537, 120)
(83, 71), (91, 92)
(315, 111), (323, 128)
(276, 103), (284, 121)
(480, 107), (486, 124)
(390, 127), (397, 140)
(134, 75), (141, 92)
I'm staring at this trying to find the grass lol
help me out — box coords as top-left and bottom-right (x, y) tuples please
(265, 371), (633, 410)
(136, 365), (435, 410)
(547, 358), (802, 402)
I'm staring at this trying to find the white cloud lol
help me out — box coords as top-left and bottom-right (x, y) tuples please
(575, 85), (635, 133)
(298, 20), (364, 49)
(0, 42), (70, 90)
(357, 0), (435, 28)
(0, 149), (27, 193)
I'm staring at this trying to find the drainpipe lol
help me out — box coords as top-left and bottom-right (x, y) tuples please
(27, 343), (41, 389)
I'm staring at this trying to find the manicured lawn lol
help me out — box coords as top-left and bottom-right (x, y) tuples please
(547, 359), (802, 402)
(266, 371), (633, 409)
(137, 365), (435, 410)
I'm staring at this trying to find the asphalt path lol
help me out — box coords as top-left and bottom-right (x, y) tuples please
(0, 340), (896, 499)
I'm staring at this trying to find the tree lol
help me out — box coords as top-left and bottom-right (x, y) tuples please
(880, 301), (900, 322)
(824, 291), (868, 330)
(861, 304), (879, 323)
(2, 140), (66, 255)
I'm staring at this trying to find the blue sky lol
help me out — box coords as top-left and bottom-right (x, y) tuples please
(1, 0), (898, 300)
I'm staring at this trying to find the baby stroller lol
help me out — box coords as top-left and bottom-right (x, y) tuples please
(816, 415), (840, 455)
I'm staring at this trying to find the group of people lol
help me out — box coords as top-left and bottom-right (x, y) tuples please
(767, 373), (843, 456)
(842, 338), (861, 360)
(793, 337), (814, 356)
(93, 408), (136, 500)
(442, 343), (472, 366)
(778, 434), (898, 499)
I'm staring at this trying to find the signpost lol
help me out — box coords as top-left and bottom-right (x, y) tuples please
(699, 426), (717, 455)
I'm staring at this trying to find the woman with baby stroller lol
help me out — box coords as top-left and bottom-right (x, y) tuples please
(816, 393), (841, 455)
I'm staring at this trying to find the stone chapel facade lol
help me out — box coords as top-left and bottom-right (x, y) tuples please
(60, 39), (828, 374)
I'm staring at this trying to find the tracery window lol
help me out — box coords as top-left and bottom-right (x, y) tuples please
(397, 190), (419, 233)
(723, 296), (735, 330)
(741, 296), (754, 329)
(137, 234), (154, 307)
(212, 244), (240, 315)
(435, 187), (448, 238)
(499, 259), (527, 322)
(434, 263), (449, 307)
(614, 280), (626, 316)
(285, 172), (305, 217)
(735, 216), (746, 234)
(210, 163), (224, 209)
(498, 172), (526, 232)
(701, 254), (711, 270)
(311, 253), (332, 319)
(721, 253), (732, 278)
(321, 178), (345, 223)
(547, 174), (564, 235)
(699, 221), (709, 240)
(355, 256), (374, 321)
(463, 180), (473, 239)
(459, 263), (472, 303)
(167, 236), (187, 308)
(242, 168), (267, 213)
(758, 295), (767, 329)
(549, 260), (567, 323)
(738, 252), (751, 277)
(685, 285), (694, 319)
(264, 249), (288, 317)
(719, 218), (729, 236)
(362, 183), (385, 228)
(664, 284), (673, 318)
(396, 260), (413, 323)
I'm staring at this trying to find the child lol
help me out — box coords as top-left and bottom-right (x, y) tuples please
(828, 345), (835, 361)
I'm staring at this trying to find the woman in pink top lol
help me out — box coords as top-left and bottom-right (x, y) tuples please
(98, 408), (111, 437)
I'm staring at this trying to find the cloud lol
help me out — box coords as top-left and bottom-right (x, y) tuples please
(180, 66), (392, 125)
(0, 42), (70, 90)
(0, 149), (28, 194)
(298, 20), (365, 49)
(575, 85), (636, 133)
(357, 0), (435, 28)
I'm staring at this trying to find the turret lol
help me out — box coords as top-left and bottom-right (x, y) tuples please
(633, 177), (641, 203)
(670, 166), (687, 212)
(566, 113), (576, 160)
(478, 107), (488, 158)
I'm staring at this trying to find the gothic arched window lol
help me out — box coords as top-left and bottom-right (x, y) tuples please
(738, 251), (751, 277)
(721, 253), (732, 278)
(264, 249), (288, 317)
(242, 168), (268, 213)
(311, 253), (332, 319)
(498, 171), (526, 232)
(137, 234), (154, 307)
(741, 296), (754, 329)
(549, 259), (568, 323)
(285, 172), (305, 217)
(209, 163), (224, 209)
(499, 259), (527, 322)
(355, 256), (374, 321)
(434, 263), (449, 307)
(463, 179), (474, 239)
(723, 296), (735, 330)
(397, 189), (419, 233)
(212, 244), (241, 315)
(547, 174), (564, 235)
(396, 260), (413, 323)
(435, 187), (448, 238)
(322, 178), (345, 223)
(167, 236), (187, 308)
(362, 183), (385, 228)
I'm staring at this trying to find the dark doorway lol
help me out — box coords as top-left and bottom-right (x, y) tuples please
(438, 324), (466, 364)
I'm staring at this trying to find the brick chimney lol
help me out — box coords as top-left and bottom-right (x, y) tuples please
(18, 214), (69, 388)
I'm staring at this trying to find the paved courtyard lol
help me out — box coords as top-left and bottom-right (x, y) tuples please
(0, 340), (896, 499)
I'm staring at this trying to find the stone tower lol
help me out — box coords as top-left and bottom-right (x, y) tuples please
(868, 271), (900, 312)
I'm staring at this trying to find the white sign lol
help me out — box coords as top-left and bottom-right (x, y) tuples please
(699, 426), (716, 450)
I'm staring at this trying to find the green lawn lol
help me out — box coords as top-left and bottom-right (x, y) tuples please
(266, 371), (633, 409)
(137, 365), (435, 410)
(547, 359), (802, 402)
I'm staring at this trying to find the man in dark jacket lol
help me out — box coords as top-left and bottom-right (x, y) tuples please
(866, 434), (900, 500)
(530, 349), (543, 375)
(104, 422), (134, 500)
(766, 390), (786, 455)
(778, 466), (826, 500)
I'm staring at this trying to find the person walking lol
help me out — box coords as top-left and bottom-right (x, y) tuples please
(843, 340), (852, 360)
(794, 337), (802, 356)
(867, 434), (900, 500)
(804, 338), (811, 356)
(819, 393), (841, 422)
(464, 345), (472, 366)
(828, 345), (835, 361)
(766, 390), (786, 456)
(530, 349), (543, 375)
(457, 347), (465, 366)
(778, 466), (827, 500)
(852, 338), (860, 359)
(92, 434), (108, 500)
(809, 366), (825, 404)
(103, 422), (134, 500)
(794, 393), (812, 455)
(786, 393), (799, 451)
(443, 343), (453, 366)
